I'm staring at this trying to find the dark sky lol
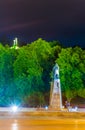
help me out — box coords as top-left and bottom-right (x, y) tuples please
(0, 0), (85, 47)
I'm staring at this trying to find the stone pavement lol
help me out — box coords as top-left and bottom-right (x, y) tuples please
(0, 107), (85, 118)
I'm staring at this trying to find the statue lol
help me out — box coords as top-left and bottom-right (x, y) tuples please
(11, 38), (19, 49)
(53, 64), (59, 79)
(52, 64), (60, 94)
(49, 63), (62, 110)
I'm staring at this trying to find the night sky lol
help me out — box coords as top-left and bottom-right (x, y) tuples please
(0, 0), (85, 47)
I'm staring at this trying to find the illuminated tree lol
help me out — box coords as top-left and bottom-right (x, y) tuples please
(13, 45), (43, 103)
(56, 47), (85, 102)
(29, 38), (52, 92)
(0, 44), (18, 105)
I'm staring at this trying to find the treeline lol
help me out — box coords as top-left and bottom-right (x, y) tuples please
(0, 38), (85, 106)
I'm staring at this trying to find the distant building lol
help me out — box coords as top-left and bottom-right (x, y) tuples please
(11, 38), (19, 49)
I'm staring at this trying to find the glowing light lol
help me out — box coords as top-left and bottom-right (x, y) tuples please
(45, 106), (48, 110)
(12, 122), (18, 130)
(11, 37), (19, 49)
(11, 105), (18, 112)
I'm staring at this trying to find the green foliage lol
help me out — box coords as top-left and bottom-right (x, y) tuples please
(0, 39), (84, 106)
(29, 38), (52, 92)
(65, 89), (77, 102)
(13, 45), (43, 102)
(56, 46), (85, 101)
(0, 45), (18, 105)
(78, 88), (85, 98)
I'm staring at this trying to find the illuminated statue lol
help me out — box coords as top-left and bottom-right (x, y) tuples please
(11, 38), (19, 49)
(13, 38), (18, 46)
(50, 64), (62, 110)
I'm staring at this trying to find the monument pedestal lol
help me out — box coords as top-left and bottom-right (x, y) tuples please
(49, 64), (62, 111)
(49, 82), (61, 111)
(50, 94), (61, 110)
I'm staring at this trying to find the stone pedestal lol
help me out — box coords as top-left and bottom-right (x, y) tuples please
(49, 82), (61, 110)
(49, 64), (62, 111)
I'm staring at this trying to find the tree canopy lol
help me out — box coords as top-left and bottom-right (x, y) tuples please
(0, 38), (84, 106)
(56, 46), (85, 102)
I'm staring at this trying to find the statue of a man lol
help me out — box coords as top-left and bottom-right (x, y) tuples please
(53, 64), (59, 80)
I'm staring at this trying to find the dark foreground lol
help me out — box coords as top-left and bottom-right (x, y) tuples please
(0, 117), (85, 130)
